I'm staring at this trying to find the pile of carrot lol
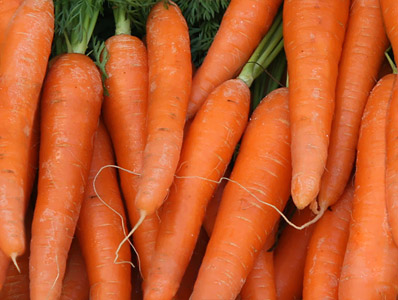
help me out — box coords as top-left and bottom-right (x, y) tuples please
(1, 0), (398, 299)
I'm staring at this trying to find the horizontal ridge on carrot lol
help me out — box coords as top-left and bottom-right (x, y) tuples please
(186, 0), (282, 119)
(191, 88), (291, 300)
(284, 0), (349, 210)
(134, 0), (192, 218)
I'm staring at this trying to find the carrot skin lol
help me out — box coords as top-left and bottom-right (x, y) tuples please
(102, 34), (157, 280)
(135, 1), (192, 216)
(318, 0), (388, 212)
(380, 0), (398, 63)
(274, 208), (316, 300)
(303, 183), (354, 299)
(284, 0), (349, 209)
(144, 79), (250, 300)
(0, 0), (23, 49)
(339, 74), (398, 299)
(0, 0), (53, 258)
(60, 239), (89, 300)
(191, 88), (291, 300)
(186, 0), (282, 119)
(77, 121), (132, 299)
(29, 53), (103, 300)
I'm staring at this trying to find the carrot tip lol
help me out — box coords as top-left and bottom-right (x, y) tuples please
(10, 253), (20, 273)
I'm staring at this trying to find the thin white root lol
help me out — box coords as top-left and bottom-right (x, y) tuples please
(10, 253), (20, 273)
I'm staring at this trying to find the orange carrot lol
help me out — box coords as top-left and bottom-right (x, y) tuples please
(191, 88), (291, 300)
(284, 0), (349, 210)
(0, 0), (23, 48)
(274, 207), (316, 300)
(186, 0), (282, 119)
(134, 1), (192, 218)
(29, 53), (103, 299)
(303, 182), (354, 299)
(339, 74), (398, 298)
(144, 78), (250, 300)
(316, 0), (388, 213)
(240, 232), (277, 300)
(77, 121), (132, 299)
(60, 239), (89, 300)
(381, 0), (398, 248)
(102, 28), (157, 280)
(0, 0), (53, 261)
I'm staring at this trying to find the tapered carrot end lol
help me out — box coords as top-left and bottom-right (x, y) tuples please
(291, 175), (320, 210)
(10, 253), (20, 273)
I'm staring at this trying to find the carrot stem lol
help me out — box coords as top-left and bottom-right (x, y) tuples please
(238, 11), (283, 87)
(113, 6), (131, 35)
(385, 49), (397, 74)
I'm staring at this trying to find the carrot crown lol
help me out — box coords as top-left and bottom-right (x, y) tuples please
(54, 0), (104, 55)
(238, 11), (283, 88)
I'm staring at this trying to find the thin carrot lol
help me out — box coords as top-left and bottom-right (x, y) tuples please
(284, 0), (350, 210)
(144, 78), (250, 300)
(338, 74), (398, 298)
(186, 0), (282, 119)
(134, 1), (192, 218)
(29, 2), (103, 298)
(274, 207), (316, 300)
(101, 2), (158, 281)
(380, 0), (398, 248)
(0, 0), (53, 262)
(303, 182), (354, 299)
(316, 0), (388, 213)
(240, 231), (277, 300)
(77, 121), (132, 299)
(191, 88), (291, 300)
(60, 240), (89, 300)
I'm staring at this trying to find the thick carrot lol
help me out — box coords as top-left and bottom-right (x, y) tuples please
(284, 0), (349, 210)
(144, 78), (249, 300)
(380, 0), (398, 248)
(274, 207), (316, 300)
(60, 239), (89, 300)
(0, 0), (53, 260)
(240, 232), (277, 300)
(29, 53), (103, 300)
(303, 182), (354, 299)
(191, 88), (291, 300)
(0, 0), (23, 48)
(338, 74), (398, 298)
(316, 0), (388, 213)
(186, 0), (282, 119)
(102, 20), (157, 280)
(77, 121), (132, 299)
(134, 1), (192, 218)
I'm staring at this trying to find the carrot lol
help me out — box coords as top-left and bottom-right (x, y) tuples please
(284, 0), (350, 210)
(191, 88), (291, 300)
(0, 0), (23, 48)
(0, 0), (53, 262)
(240, 232), (277, 300)
(174, 228), (208, 300)
(144, 78), (250, 300)
(380, 0), (398, 248)
(101, 2), (158, 281)
(274, 207), (316, 300)
(77, 121), (132, 299)
(60, 239), (89, 300)
(338, 74), (398, 298)
(303, 182), (354, 299)
(29, 2), (103, 298)
(133, 1), (192, 221)
(186, 0), (282, 119)
(316, 0), (388, 214)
